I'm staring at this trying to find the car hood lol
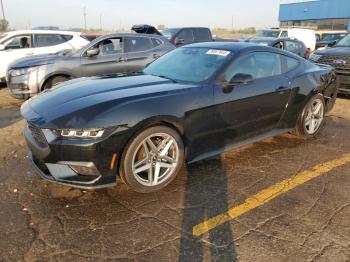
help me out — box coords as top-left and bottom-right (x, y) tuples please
(21, 74), (198, 129)
(315, 46), (350, 56)
(10, 53), (73, 69)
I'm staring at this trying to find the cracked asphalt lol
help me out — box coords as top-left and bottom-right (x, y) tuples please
(0, 87), (349, 261)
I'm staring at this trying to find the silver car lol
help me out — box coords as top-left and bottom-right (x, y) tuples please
(7, 33), (175, 99)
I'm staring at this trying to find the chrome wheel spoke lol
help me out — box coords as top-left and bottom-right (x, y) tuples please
(146, 138), (158, 153)
(132, 132), (179, 187)
(162, 155), (176, 164)
(305, 99), (324, 135)
(313, 103), (322, 115)
(160, 139), (174, 156)
(135, 163), (152, 174)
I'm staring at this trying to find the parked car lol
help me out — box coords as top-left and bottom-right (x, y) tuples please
(245, 37), (308, 58)
(310, 33), (350, 95)
(21, 43), (338, 192)
(255, 28), (316, 51)
(7, 33), (174, 99)
(132, 24), (236, 45)
(316, 32), (347, 49)
(0, 30), (89, 83)
(132, 25), (213, 47)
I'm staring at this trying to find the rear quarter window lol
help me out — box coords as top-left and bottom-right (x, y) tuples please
(283, 56), (300, 73)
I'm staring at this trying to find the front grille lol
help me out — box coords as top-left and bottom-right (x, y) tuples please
(318, 55), (350, 70)
(28, 123), (48, 148)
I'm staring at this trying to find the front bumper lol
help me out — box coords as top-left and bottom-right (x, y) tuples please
(24, 123), (128, 190)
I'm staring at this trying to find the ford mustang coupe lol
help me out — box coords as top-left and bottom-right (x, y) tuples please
(21, 42), (338, 193)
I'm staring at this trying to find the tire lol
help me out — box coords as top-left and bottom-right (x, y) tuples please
(295, 93), (325, 139)
(120, 125), (184, 193)
(43, 76), (70, 90)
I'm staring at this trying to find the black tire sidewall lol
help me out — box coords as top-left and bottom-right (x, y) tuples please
(120, 125), (184, 193)
(44, 76), (69, 90)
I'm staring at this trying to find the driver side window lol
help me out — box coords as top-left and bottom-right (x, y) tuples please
(4, 35), (32, 50)
(224, 52), (282, 82)
(90, 37), (123, 56)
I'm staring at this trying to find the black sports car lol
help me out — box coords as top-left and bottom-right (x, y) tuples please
(21, 42), (338, 193)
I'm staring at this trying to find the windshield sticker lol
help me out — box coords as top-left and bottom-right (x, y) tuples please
(206, 49), (231, 56)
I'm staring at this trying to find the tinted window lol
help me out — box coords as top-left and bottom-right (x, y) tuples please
(225, 52), (282, 81)
(162, 28), (179, 40)
(144, 47), (231, 83)
(285, 41), (298, 52)
(125, 37), (154, 52)
(4, 35), (32, 49)
(92, 37), (123, 55)
(280, 31), (288, 38)
(193, 28), (211, 41)
(35, 34), (66, 47)
(151, 38), (162, 47)
(284, 56), (300, 73)
(177, 29), (194, 43)
(256, 30), (280, 38)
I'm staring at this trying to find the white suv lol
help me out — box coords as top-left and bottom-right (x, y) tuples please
(0, 30), (89, 82)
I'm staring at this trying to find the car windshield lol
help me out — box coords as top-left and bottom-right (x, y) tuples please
(336, 34), (350, 47)
(248, 39), (273, 46)
(256, 30), (280, 38)
(161, 28), (179, 40)
(144, 47), (231, 83)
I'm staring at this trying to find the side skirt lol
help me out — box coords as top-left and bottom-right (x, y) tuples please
(187, 128), (293, 164)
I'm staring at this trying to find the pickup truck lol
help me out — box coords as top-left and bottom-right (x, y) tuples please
(132, 25), (227, 47)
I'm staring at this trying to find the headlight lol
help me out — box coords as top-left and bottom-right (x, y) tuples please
(309, 53), (322, 62)
(10, 67), (38, 77)
(57, 129), (105, 138)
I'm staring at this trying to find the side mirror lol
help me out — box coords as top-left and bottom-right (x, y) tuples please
(229, 73), (253, 85)
(0, 44), (5, 51)
(328, 40), (338, 47)
(174, 38), (185, 46)
(86, 48), (100, 57)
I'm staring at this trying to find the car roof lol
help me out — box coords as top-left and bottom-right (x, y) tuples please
(184, 42), (303, 59)
(5, 30), (82, 36)
(184, 42), (273, 52)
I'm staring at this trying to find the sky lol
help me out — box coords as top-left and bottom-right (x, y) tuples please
(1, 0), (303, 31)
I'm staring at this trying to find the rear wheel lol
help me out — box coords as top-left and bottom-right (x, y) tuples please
(43, 76), (70, 90)
(120, 125), (184, 193)
(295, 93), (325, 139)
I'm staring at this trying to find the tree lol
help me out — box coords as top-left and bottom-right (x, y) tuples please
(0, 19), (9, 31)
(157, 24), (165, 30)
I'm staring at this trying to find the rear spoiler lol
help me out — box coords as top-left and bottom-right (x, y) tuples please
(131, 24), (162, 35)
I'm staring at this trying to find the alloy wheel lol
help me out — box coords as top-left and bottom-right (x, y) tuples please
(304, 98), (324, 135)
(131, 133), (179, 186)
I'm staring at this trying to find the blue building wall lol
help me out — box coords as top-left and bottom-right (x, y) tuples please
(279, 0), (350, 30)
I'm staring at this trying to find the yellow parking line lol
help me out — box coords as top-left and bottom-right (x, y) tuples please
(193, 153), (350, 236)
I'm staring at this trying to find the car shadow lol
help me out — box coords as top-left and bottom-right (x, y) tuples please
(0, 107), (22, 128)
(179, 158), (237, 261)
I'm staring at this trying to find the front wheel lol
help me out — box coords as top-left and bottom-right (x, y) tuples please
(120, 125), (184, 193)
(295, 93), (325, 139)
(43, 76), (70, 90)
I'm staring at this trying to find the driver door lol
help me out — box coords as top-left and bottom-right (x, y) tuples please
(80, 36), (127, 77)
(212, 51), (291, 146)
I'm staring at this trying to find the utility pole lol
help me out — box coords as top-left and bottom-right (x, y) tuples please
(231, 15), (234, 31)
(83, 7), (87, 31)
(1, 0), (5, 20)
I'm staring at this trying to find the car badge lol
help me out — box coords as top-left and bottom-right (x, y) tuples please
(333, 59), (347, 65)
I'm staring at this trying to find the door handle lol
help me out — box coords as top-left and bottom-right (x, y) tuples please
(117, 57), (126, 62)
(153, 54), (160, 59)
(25, 53), (34, 56)
(276, 86), (289, 92)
